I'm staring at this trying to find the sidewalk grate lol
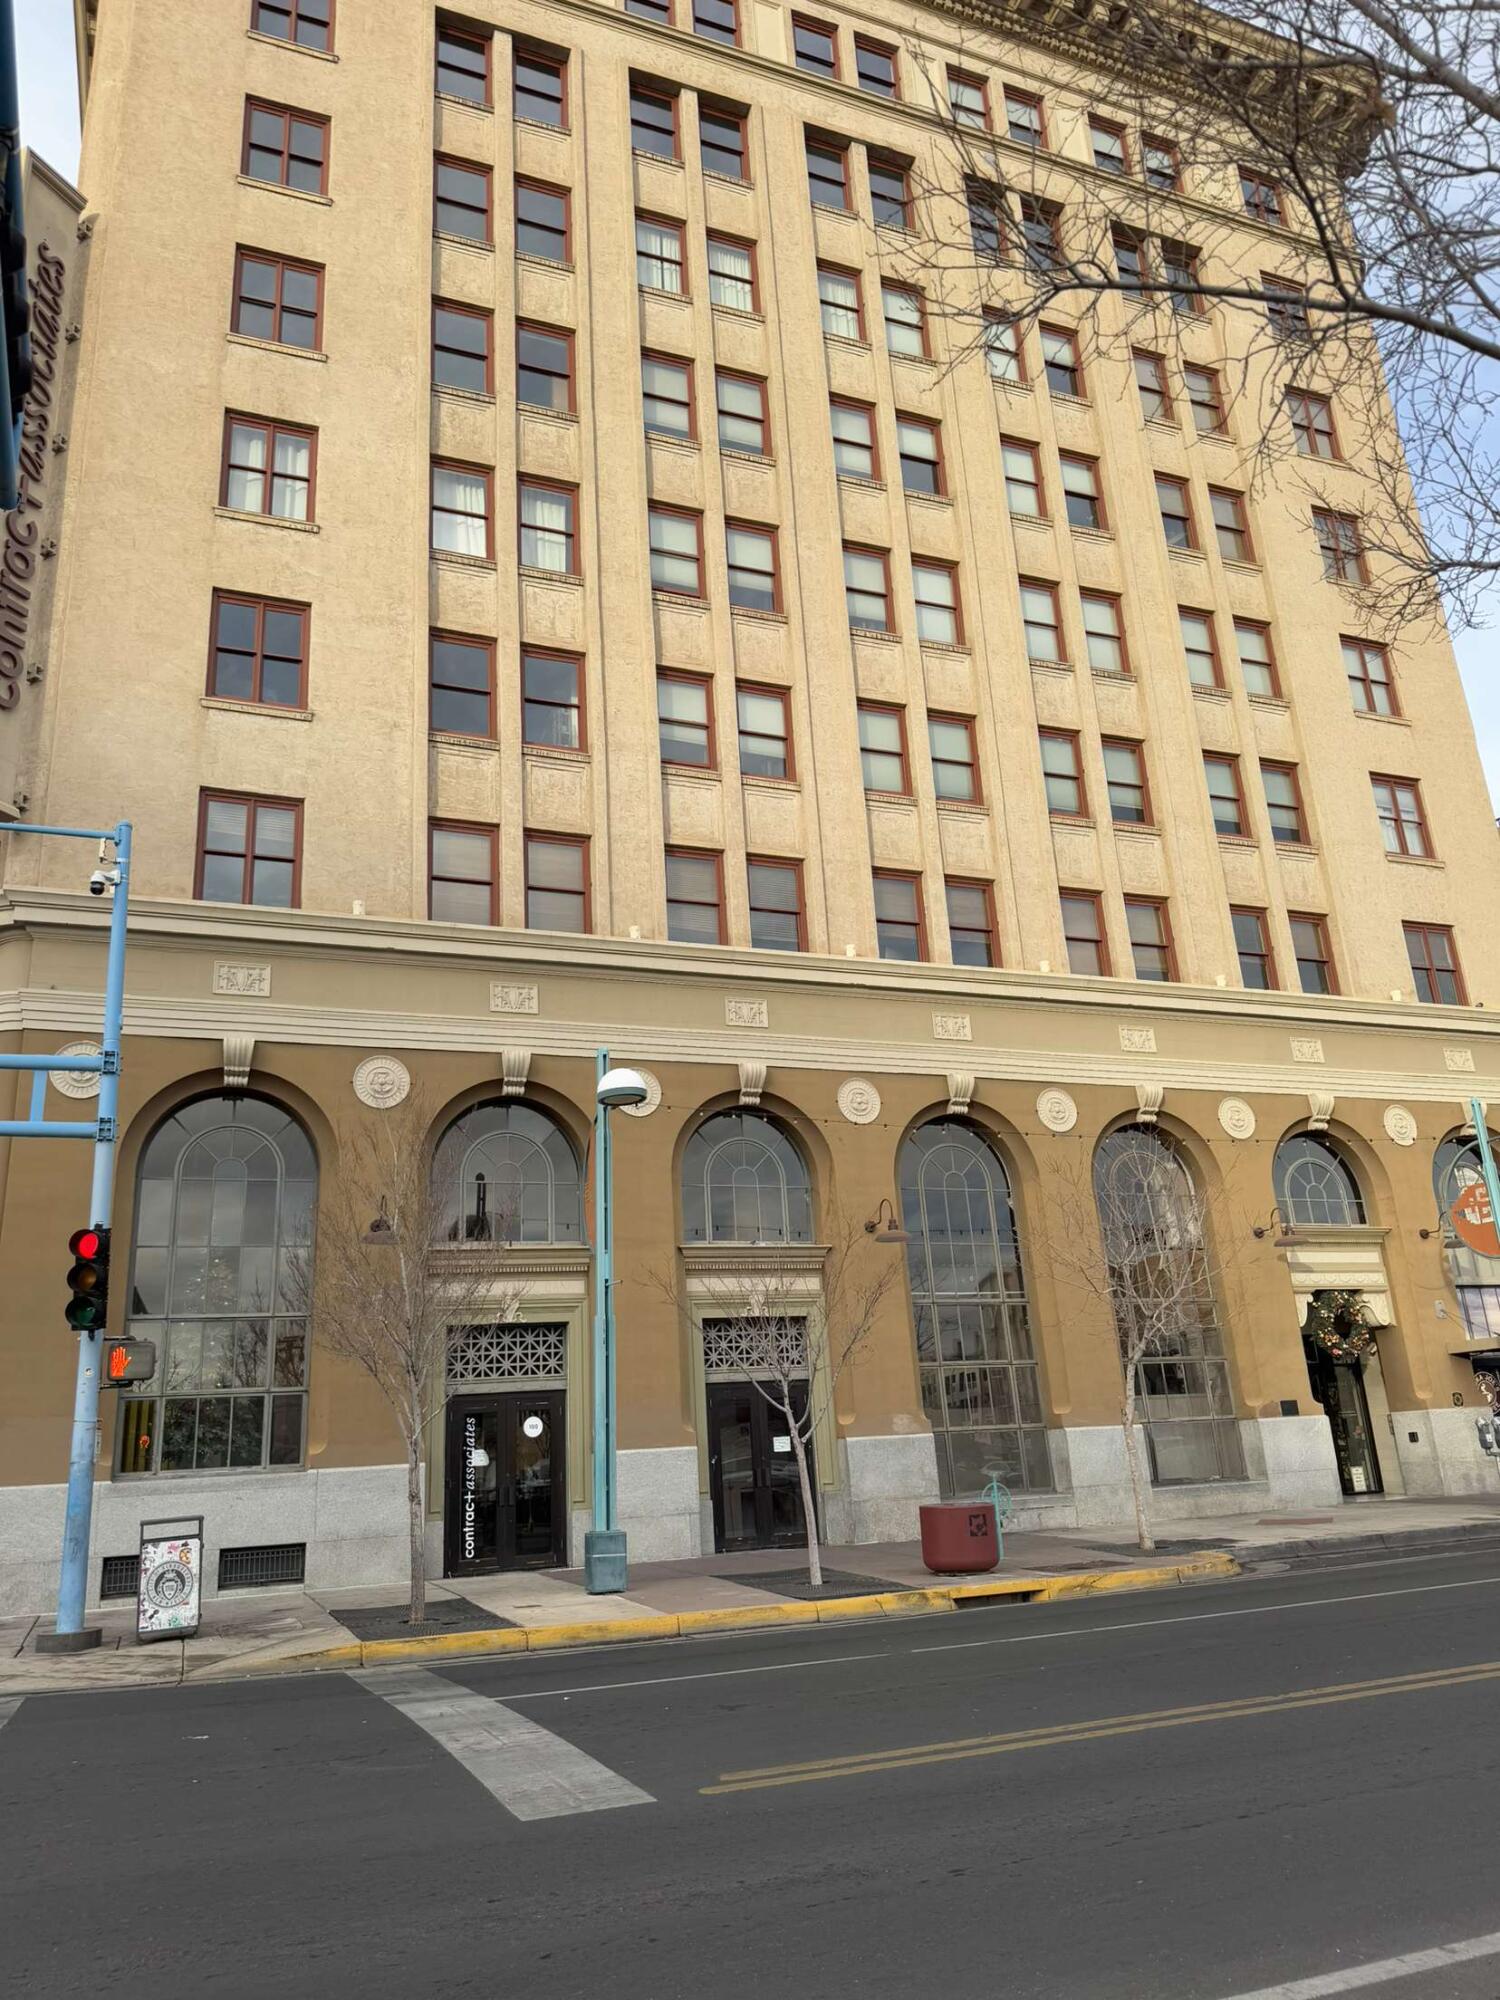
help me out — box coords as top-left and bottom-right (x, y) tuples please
(714, 1568), (918, 1602)
(218, 1542), (306, 1591)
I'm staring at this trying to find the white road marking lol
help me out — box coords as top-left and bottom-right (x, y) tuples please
(1216, 1926), (1500, 1997)
(497, 1651), (886, 1701)
(354, 1665), (653, 1821)
(911, 1571), (1500, 1654)
(0, 1697), (20, 1732)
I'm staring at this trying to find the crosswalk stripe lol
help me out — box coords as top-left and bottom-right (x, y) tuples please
(0, 1697), (21, 1732)
(353, 1665), (654, 1822)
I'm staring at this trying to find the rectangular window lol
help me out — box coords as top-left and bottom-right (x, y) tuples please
(1235, 620), (1279, 698)
(1126, 899), (1174, 982)
(630, 81), (678, 158)
(253, 0), (331, 50)
(433, 300), (492, 393)
(1266, 275), (1310, 339)
(869, 155), (911, 229)
(657, 671), (714, 767)
(434, 154), (491, 241)
(1261, 761), (1307, 844)
(1162, 240), (1202, 314)
(232, 249), (322, 349)
(1406, 922), (1464, 1004)
(1020, 580), (1062, 662)
(1111, 225), (1146, 290)
(515, 179), (569, 261)
(1091, 117), (1128, 173)
(1290, 913), (1336, 995)
(946, 880), (995, 967)
(831, 398), (878, 480)
(930, 713), (978, 802)
(1040, 325), (1081, 397)
(525, 833), (588, 933)
(855, 38), (898, 97)
(1186, 365), (1225, 435)
(649, 505), (703, 596)
(1155, 474), (1195, 550)
(898, 415), (942, 495)
(858, 702), (908, 793)
(1210, 488), (1253, 563)
(881, 283), (927, 359)
(967, 179), (1005, 263)
(1232, 907), (1275, 989)
(845, 546), (891, 631)
(1060, 453), (1104, 530)
(717, 371), (768, 454)
(637, 214), (686, 294)
(1102, 738), (1148, 823)
(1203, 754), (1245, 837)
(748, 858), (804, 951)
(198, 791), (302, 908)
(436, 25), (490, 104)
(429, 631), (494, 737)
(708, 235), (757, 312)
(913, 562), (960, 646)
(522, 649), (584, 749)
(1060, 891), (1106, 976)
(1180, 608), (1221, 689)
(666, 849), (724, 945)
(519, 479), (576, 573)
(642, 351), (694, 438)
(985, 314), (1023, 382)
(1001, 438), (1043, 518)
(1040, 730), (1085, 818)
(873, 871), (925, 960)
(431, 459), (492, 557)
(626, 0), (672, 19)
(819, 265), (864, 340)
(1289, 389), (1338, 458)
(1240, 168), (1284, 226)
(726, 521), (780, 612)
(514, 48), (566, 127)
(701, 103), (747, 179)
(1133, 350), (1171, 422)
(1344, 636), (1396, 716)
(1081, 593), (1127, 675)
(694, 0), (739, 44)
(243, 100), (328, 194)
(516, 323), (573, 413)
(1315, 509), (1366, 583)
(430, 821), (497, 926)
(1020, 197), (1062, 270)
(1372, 775), (1432, 858)
(738, 684), (791, 779)
(1004, 88), (1044, 147)
(793, 16), (839, 75)
(1142, 134), (1179, 190)
(221, 414), (315, 520)
(948, 70), (989, 129)
(209, 592), (307, 708)
(806, 135), (849, 210)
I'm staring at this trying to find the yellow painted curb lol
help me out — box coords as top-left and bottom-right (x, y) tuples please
(1037, 1552), (1238, 1602)
(815, 1592), (890, 1622)
(363, 1627), (528, 1665)
(677, 1602), (821, 1635)
(881, 1586), (958, 1617)
(524, 1613), (681, 1652)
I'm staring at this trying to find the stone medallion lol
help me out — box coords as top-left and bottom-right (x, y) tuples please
(837, 1078), (882, 1125)
(1036, 1087), (1078, 1134)
(1217, 1097), (1256, 1141)
(352, 1055), (411, 1110)
(1383, 1104), (1418, 1147)
(49, 1042), (102, 1100)
(620, 1068), (662, 1118)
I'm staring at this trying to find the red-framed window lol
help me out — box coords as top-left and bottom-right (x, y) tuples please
(1081, 592), (1128, 674)
(516, 179), (569, 261)
(1289, 389), (1338, 458)
(726, 521), (781, 613)
(747, 857), (805, 951)
(649, 507), (704, 598)
(854, 37), (898, 97)
(1126, 898), (1175, 981)
(522, 649), (585, 749)
(1372, 775), (1432, 858)
(198, 791), (303, 908)
(431, 459), (493, 558)
(1060, 453), (1105, 531)
(1112, 224), (1146, 288)
(636, 213), (686, 294)
(1162, 239), (1203, 314)
(701, 103), (748, 180)
(857, 702), (908, 794)
(693, 0), (739, 45)
(1210, 487), (1254, 563)
(208, 592), (308, 709)
(626, 0), (672, 20)
(1090, 116), (1128, 173)
(1186, 365), (1226, 434)
(929, 713), (978, 803)
(1019, 579), (1063, 662)
(666, 849), (725, 944)
(831, 398), (879, 480)
(630, 79), (678, 158)
(433, 300), (493, 393)
(1405, 922), (1465, 1004)
(1204, 754), (1246, 837)
(873, 871), (925, 961)
(1314, 509), (1367, 583)
(1039, 324), (1082, 397)
(232, 249), (322, 349)
(1142, 134), (1179, 190)
(897, 414), (943, 495)
(707, 235), (758, 312)
(1040, 729), (1086, 818)
(716, 371), (768, 455)
(221, 413), (316, 520)
(1266, 274), (1310, 339)
(844, 546), (893, 632)
(514, 47), (567, 127)
(1102, 738), (1149, 824)
(818, 264), (865, 341)
(985, 313), (1023, 381)
(1235, 620), (1279, 698)
(1290, 912), (1336, 995)
(1344, 636), (1397, 716)
(1133, 350), (1171, 422)
(1060, 891), (1107, 975)
(434, 154), (492, 241)
(252, 0), (332, 52)
(436, 24), (491, 104)
(1155, 474), (1195, 550)
(525, 832), (589, 933)
(1261, 761), (1307, 844)
(967, 179), (1005, 263)
(429, 821), (497, 925)
(1001, 438), (1044, 518)
(429, 631), (495, 737)
(1004, 88), (1045, 147)
(1180, 608), (1222, 688)
(912, 560), (961, 646)
(793, 16), (839, 76)
(516, 323), (574, 414)
(242, 100), (329, 194)
(1239, 167), (1284, 226)
(1232, 907), (1276, 989)
(518, 479), (577, 574)
(806, 133), (850, 210)
(869, 154), (912, 230)
(1020, 197), (1063, 270)
(642, 351), (695, 440)
(881, 283), (927, 358)
(737, 684), (792, 779)
(948, 69), (989, 130)
(946, 879), (995, 967)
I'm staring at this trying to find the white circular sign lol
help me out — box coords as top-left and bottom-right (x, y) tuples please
(49, 1042), (102, 1100)
(522, 1414), (545, 1439)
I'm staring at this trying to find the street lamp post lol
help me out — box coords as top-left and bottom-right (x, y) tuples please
(585, 1050), (647, 1594)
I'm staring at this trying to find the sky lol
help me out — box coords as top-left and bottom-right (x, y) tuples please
(15, 3), (1500, 810)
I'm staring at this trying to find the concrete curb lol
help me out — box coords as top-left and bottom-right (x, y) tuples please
(226, 1551), (1238, 1680)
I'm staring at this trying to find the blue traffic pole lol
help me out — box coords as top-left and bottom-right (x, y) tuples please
(584, 1046), (626, 1593)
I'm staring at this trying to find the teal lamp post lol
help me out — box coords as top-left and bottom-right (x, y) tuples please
(585, 1050), (648, 1594)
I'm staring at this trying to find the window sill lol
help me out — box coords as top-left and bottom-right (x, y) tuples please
(865, 790), (915, 806)
(711, 304), (764, 325)
(743, 774), (799, 793)
(514, 115), (572, 136)
(434, 385), (497, 412)
(1191, 684), (1232, 703)
(890, 353), (936, 371)
(1069, 524), (1114, 543)
(837, 473), (885, 493)
(652, 588), (707, 608)
(236, 174), (332, 208)
(1353, 708), (1410, 726)
(1049, 814), (1095, 829)
(1217, 834), (1258, 849)
(849, 626), (900, 643)
(1385, 851), (1445, 869)
(519, 404), (580, 430)
(1168, 546), (1207, 562)
(633, 148), (685, 168)
(248, 26), (337, 60)
(517, 250), (574, 274)
(202, 695), (313, 723)
(731, 606), (788, 625)
(720, 446), (772, 466)
(521, 564), (582, 585)
(214, 506), (320, 534)
(1271, 840), (1319, 860)
(906, 489), (953, 510)
(432, 549), (496, 571)
(921, 640), (971, 658)
(1114, 822), (1160, 840)
(639, 285), (690, 304)
(523, 742), (590, 766)
(703, 169), (752, 190)
(430, 730), (498, 753)
(661, 763), (722, 786)
(1145, 418), (1179, 435)
(434, 228), (493, 254)
(436, 89), (492, 113)
(1199, 430), (1235, 446)
(1050, 392), (1091, 410)
(990, 377), (1032, 395)
(936, 798), (988, 817)
(1010, 513), (1052, 531)
(823, 332), (872, 354)
(1030, 659), (1074, 676)
(1090, 666), (1133, 683)
(1222, 558), (1262, 576)
(646, 432), (700, 456)
(227, 332), (328, 364)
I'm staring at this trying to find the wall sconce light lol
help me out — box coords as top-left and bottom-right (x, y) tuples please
(864, 1198), (911, 1246)
(1251, 1206), (1298, 1250)
(363, 1197), (396, 1245)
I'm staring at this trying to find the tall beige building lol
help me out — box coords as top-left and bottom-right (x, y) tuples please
(2, 0), (1499, 1612)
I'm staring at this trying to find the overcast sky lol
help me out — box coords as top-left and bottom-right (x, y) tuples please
(17, 3), (1500, 811)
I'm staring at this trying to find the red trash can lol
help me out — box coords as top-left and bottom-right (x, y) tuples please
(919, 1501), (1000, 1575)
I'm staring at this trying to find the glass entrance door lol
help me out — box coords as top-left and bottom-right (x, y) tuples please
(444, 1390), (566, 1575)
(1306, 1347), (1384, 1497)
(707, 1382), (813, 1552)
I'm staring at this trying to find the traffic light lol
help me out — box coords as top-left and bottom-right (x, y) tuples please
(65, 1225), (110, 1332)
(103, 1338), (156, 1386)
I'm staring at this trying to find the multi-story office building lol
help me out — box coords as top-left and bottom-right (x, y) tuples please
(3, 0), (1500, 1610)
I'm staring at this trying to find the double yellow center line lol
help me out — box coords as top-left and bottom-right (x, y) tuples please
(702, 1657), (1500, 1795)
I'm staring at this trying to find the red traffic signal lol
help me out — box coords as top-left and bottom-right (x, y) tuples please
(65, 1225), (110, 1333)
(70, 1227), (103, 1262)
(104, 1338), (156, 1386)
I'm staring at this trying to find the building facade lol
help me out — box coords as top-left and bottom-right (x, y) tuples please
(3, 0), (1500, 1612)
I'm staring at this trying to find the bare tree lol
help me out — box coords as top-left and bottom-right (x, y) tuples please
(289, 1092), (528, 1625)
(655, 1216), (902, 1589)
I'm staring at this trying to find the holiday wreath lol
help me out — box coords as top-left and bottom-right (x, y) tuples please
(1303, 1288), (1375, 1360)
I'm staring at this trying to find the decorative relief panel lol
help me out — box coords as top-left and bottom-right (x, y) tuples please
(522, 752), (591, 831)
(933, 1012), (971, 1042)
(621, 1068), (662, 1117)
(1291, 1038), (1325, 1065)
(653, 597), (711, 669)
(1446, 1048), (1477, 1073)
(936, 812), (992, 877)
(850, 635), (906, 703)
(1119, 1025), (1156, 1054)
(1036, 1087), (1078, 1133)
(866, 800), (922, 870)
(837, 1078), (881, 1124)
(491, 982), (539, 1015)
(214, 962), (271, 997)
(726, 997), (768, 1028)
(661, 772), (724, 848)
(520, 575), (584, 650)
(921, 649), (977, 716)
(513, 259), (574, 328)
(353, 1055), (411, 1109)
(742, 781), (802, 857)
(433, 740), (501, 824)
(644, 438), (704, 512)
(49, 1042), (101, 1099)
(447, 1322), (567, 1385)
(518, 412), (581, 484)
(1217, 1097), (1256, 1140)
(703, 1317), (806, 1379)
(1383, 1105), (1418, 1147)
(731, 611), (791, 683)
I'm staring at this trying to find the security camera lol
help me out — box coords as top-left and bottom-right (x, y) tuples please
(87, 869), (109, 897)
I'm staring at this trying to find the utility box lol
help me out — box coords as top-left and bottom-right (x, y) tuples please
(919, 1501), (1000, 1575)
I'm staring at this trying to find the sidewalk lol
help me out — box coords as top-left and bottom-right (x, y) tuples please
(5, 1493), (1499, 1698)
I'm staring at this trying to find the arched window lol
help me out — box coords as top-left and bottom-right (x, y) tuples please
(1092, 1125), (1244, 1486)
(1435, 1130), (1500, 1339)
(681, 1111), (812, 1244)
(119, 1095), (316, 1475)
(433, 1101), (582, 1244)
(899, 1120), (1050, 1496)
(1274, 1133), (1366, 1227)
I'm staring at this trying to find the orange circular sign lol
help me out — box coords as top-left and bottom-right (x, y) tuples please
(1452, 1181), (1500, 1257)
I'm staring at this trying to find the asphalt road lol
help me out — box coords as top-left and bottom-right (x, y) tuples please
(5, 1548), (1500, 2000)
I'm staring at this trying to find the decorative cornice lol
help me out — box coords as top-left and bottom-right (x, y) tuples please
(681, 1242), (831, 1278)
